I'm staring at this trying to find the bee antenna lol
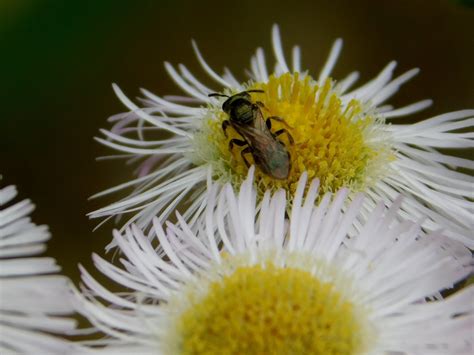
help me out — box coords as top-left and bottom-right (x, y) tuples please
(208, 93), (230, 98)
(245, 90), (265, 94)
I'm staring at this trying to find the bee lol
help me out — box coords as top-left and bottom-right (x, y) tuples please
(209, 90), (294, 180)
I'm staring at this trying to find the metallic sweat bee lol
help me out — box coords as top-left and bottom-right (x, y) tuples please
(209, 90), (294, 180)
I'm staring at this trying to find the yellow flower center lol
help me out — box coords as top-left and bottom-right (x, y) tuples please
(197, 72), (392, 196)
(173, 262), (366, 354)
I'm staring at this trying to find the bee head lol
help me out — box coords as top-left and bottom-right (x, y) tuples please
(208, 90), (264, 115)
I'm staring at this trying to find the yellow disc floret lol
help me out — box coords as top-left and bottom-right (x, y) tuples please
(196, 72), (392, 197)
(172, 262), (366, 354)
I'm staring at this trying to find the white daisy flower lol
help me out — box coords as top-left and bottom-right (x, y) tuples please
(0, 183), (78, 354)
(90, 25), (474, 248)
(75, 168), (473, 354)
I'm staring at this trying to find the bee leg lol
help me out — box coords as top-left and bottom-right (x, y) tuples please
(265, 117), (272, 130)
(240, 146), (253, 168)
(274, 128), (294, 145)
(222, 120), (230, 138)
(229, 138), (247, 152)
(267, 116), (292, 129)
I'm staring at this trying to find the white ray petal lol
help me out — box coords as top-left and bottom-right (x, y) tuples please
(292, 45), (301, 73)
(272, 24), (290, 73)
(318, 38), (343, 83)
(113, 83), (191, 137)
(191, 40), (232, 88)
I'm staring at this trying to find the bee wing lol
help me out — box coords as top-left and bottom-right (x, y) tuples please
(238, 126), (280, 153)
(252, 108), (267, 131)
(240, 125), (290, 179)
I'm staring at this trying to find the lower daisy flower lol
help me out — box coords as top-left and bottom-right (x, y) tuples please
(90, 25), (473, 249)
(75, 168), (473, 354)
(0, 183), (78, 353)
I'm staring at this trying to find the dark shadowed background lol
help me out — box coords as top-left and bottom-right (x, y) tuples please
(1, 0), (473, 284)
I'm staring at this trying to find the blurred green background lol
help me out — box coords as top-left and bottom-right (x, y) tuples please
(1, 0), (473, 283)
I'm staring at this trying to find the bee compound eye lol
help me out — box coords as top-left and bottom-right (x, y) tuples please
(222, 97), (234, 113)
